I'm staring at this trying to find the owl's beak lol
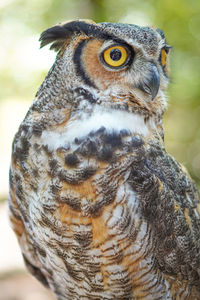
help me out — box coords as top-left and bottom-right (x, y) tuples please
(138, 65), (160, 100)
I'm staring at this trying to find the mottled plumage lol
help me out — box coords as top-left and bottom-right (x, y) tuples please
(9, 20), (200, 299)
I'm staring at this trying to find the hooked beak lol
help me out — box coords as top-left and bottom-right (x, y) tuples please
(137, 65), (160, 100)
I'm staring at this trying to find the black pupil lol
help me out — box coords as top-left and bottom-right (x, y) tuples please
(110, 49), (122, 61)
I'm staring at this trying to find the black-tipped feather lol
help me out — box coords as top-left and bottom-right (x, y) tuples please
(39, 25), (72, 49)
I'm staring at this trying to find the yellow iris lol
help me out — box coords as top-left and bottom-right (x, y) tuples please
(103, 45), (127, 67)
(161, 48), (167, 67)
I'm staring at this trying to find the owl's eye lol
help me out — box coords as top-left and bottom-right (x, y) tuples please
(160, 46), (171, 68)
(103, 45), (128, 68)
(161, 48), (167, 67)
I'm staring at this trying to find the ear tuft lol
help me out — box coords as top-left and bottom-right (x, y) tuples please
(39, 25), (72, 51)
(39, 19), (98, 53)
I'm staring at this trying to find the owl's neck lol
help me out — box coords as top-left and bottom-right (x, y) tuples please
(37, 104), (163, 153)
(67, 103), (164, 144)
(78, 85), (166, 134)
(72, 85), (165, 135)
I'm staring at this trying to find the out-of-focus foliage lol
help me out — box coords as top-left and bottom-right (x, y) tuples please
(1, 0), (200, 186)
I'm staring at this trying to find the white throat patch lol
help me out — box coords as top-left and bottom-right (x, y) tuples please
(40, 107), (154, 150)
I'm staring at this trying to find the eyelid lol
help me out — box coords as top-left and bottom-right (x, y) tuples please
(102, 43), (129, 54)
(163, 45), (172, 53)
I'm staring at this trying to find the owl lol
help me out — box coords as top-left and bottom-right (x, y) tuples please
(9, 19), (200, 300)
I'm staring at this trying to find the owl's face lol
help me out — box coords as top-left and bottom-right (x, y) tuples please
(40, 20), (171, 118)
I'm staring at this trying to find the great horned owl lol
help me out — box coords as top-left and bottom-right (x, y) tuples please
(9, 19), (200, 299)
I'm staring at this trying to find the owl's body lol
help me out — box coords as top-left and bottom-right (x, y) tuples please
(9, 20), (200, 299)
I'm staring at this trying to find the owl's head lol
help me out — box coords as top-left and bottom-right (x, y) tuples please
(39, 19), (171, 119)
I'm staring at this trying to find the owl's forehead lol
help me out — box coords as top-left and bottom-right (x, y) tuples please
(99, 22), (161, 54)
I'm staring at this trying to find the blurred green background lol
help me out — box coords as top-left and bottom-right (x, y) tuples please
(0, 1), (199, 299)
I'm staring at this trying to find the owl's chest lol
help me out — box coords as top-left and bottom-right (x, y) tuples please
(27, 174), (169, 300)
(14, 109), (172, 299)
(33, 179), (158, 299)
(29, 109), (150, 214)
(28, 108), (150, 210)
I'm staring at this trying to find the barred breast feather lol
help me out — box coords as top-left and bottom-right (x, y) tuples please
(9, 104), (200, 299)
